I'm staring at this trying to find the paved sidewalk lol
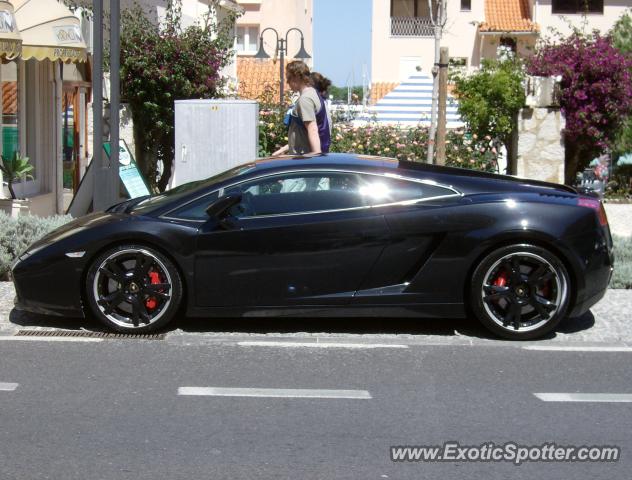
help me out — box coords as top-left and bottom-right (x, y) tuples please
(0, 282), (630, 344)
(604, 203), (632, 237)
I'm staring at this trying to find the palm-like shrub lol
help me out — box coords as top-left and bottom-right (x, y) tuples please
(0, 153), (34, 199)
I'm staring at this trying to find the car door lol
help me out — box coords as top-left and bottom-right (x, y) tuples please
(190, 170), (391, 307)
(352, 174), (463, 304)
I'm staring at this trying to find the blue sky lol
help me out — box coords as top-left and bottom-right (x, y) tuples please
(313, 0), (372, 88)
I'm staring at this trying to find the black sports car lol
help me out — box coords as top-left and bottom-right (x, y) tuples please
(11, 153), (614, 339)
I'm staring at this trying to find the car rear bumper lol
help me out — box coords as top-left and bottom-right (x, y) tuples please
(569, 284), (609, 319)
(567, 240), (614, 318)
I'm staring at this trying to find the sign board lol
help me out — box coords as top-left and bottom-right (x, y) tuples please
(103, 140), (151, 198)
(0, 10), (16, 33)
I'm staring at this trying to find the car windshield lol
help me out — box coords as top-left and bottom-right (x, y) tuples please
(130, 163), (257, 214)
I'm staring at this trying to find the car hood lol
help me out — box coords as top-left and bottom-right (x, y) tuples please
(23, 212), (124, 255)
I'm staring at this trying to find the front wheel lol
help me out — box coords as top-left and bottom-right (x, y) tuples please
(470, 244), (571, 340)
(85, 245), (183, 333)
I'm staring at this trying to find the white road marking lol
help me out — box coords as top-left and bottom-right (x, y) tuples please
(534, 393), (632, 403)
(178, 387), (372, 399)
(0, 337), (103, 343)
(524, 345), (632, 352)
(0, 383), (18, 391)
(237, 341), (408, 349)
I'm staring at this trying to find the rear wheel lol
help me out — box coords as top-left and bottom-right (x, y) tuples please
(470, 244), (571, 340)
(85, 245), (182, 333)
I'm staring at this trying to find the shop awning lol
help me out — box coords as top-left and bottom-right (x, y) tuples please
(12, 0), (87, 63)
(0, 0), (22, 59)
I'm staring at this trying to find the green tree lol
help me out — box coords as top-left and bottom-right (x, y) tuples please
(612, 10), (632, 54)
(611, 11), (632, 158)
(451, 58), (525, 174)
(328, 85), (363, 103)
(120, 0), (238, 191)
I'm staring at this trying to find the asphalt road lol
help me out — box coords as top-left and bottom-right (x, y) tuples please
(0, 336), (630, 479)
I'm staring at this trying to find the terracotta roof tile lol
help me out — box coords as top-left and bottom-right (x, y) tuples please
(370, 82), (398, 105)
(237, 57), (289, 101)
(479, 0), (539, 33)
(2, 82), (17, 115)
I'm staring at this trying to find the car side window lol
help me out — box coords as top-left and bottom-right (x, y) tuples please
(167, 191), (219, 220)
(362, 176), (457, 205)
(223, 172), (369, 218)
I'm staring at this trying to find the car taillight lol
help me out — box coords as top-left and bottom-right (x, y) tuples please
(577, 197), (608, 227)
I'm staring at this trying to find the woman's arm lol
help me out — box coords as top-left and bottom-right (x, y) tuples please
(304, 121), (321, 153)
(272, 145), (289, 156)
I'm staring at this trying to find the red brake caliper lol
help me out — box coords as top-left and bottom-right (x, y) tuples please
(494, 271), (508, 288)
(145, 270), (161, 310)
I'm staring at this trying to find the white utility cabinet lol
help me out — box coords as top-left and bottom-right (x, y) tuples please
(170, 99), (258, 188)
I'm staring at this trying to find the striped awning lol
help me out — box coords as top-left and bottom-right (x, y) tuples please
(0, 0), (21, 59)
(363, 73), (464, 128)
(12, 0), (87, 63)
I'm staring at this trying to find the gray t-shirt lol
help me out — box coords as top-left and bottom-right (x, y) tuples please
(288, 86), (322, 155)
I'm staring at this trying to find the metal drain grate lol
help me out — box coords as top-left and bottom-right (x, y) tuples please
(15, 330), (166, 340)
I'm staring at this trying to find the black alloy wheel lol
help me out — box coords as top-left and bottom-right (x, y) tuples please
(86, 245), (183, 332)
(470, 244), (571, 340)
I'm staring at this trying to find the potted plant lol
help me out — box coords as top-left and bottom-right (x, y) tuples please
(0, 152), (33, 217)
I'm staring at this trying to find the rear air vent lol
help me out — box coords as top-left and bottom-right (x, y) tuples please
(538, 193), (574, 199)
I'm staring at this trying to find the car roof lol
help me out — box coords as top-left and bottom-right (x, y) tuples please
(134, 153), (577, 217)
(260, 153), (575, 194)
(251, 153), (400, 172)
(248, 153), (532, 186)
(247, 152), (498, 181)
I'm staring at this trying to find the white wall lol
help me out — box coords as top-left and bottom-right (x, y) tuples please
(533, 0), (631, 37)
(236, 0), (313, 67)
(372, 0), (483, 82)
(372, 0), (632, 84)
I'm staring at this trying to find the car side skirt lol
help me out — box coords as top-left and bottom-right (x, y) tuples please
(185, 303), (467, 319)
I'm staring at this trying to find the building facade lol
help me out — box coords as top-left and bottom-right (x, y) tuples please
(371, 0), (632, 98)
(2, 0), (241, 216)
(1, 0), (88, 216)
(235, 0), (313, 100)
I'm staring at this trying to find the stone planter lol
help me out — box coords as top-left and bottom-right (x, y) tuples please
(0, 198), (31, 217)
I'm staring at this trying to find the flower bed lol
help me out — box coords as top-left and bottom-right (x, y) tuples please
(258, 105), (500, 173)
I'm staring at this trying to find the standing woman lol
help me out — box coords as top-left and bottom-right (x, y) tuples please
(310, 72), (332, 153)
(272, 61), (322, 156)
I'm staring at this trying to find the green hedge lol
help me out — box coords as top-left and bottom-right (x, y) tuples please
(0, 212), (73, 279)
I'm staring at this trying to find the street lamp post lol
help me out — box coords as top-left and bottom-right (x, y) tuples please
(254, 27), (311, 104)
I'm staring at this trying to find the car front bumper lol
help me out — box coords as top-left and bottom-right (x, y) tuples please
(11, 252), (86, 319)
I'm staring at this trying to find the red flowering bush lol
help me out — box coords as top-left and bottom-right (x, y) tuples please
(258, 112), (499, 172)
(329, 121), (498, 172)
(256, 88), (499, 172)
(528, 30), (632, 183)
(121, 0), (237, 191)
(257, 86), (292, 157)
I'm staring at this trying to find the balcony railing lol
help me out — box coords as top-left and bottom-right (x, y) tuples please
(390, 16), (434, 37)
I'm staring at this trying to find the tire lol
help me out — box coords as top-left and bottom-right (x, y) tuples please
(470, 244), (571, 340)
(85, 244), (183, 333)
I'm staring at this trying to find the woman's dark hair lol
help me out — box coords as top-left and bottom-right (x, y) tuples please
(310, 72), (332, 97)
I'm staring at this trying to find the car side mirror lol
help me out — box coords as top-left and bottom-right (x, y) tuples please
(205, 193), (242, 218)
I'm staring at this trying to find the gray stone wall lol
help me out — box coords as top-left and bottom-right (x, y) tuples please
(517, 107), (565, 184)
